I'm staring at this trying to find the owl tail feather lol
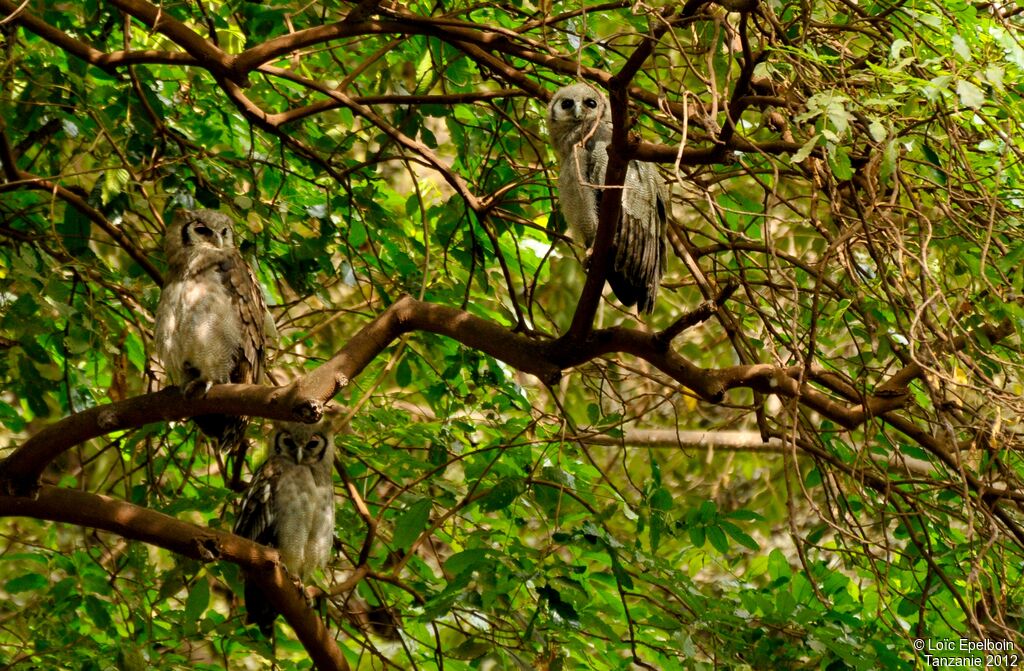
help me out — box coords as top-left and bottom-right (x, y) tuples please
(244, 579), (278, 638)
(194, 414), (248, 453)
(607, 268), (656, 315)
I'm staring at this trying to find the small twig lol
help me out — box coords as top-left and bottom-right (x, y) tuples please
(655, 281), (738, 347)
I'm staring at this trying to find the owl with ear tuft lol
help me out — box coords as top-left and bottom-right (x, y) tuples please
(548, 83), (667, 314)
(153, 208), (273, 454)
(233, 416), (337, 636)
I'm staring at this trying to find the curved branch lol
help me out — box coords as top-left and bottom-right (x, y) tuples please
(105, 0), (243, 84)
(2, 1), (807, 170)
(1, 0), (109, 66)
(0, 486), (349, 671)
(2, 296), (924, 493)
(0, 385), (298, 492)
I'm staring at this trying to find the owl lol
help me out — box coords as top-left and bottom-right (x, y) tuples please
(153, 209), (272, 454)
(548, 83), (667, 314)
(233, 418), (336, 636)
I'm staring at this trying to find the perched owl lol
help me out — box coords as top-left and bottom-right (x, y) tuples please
(233, 418), (336, 636)
(548, 83), (667, 314)
(154, 209), (272, 454)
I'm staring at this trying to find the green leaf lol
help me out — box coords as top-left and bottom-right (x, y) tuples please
(951, 34), (971, 61)
(58, 207), (92, 257)
(720, 521), (759, 551)
(724, 508), (763, 522)
(184, 577), (210, 622)
(444, 548), (491, 577)
(83, 594), (113, 632)
(5, 572), (47, 593)
(447, 638), (491, 660)
(828, 145), (853, 180)
(768, 549), (792, 581)
(706, 525), (729, 553)
(792, 133), (819, 163)
(477, 477), (524, 512)
(393, 498), (432, 549)
(101, 169), (130, 205)
(428, 440), (448, 466)
(868, 119), (887, 142)
(650, 486), (673, 511)
(395, 357), (412, 387)
(956, 79), (985, 109)
(124, 330), (146, 373)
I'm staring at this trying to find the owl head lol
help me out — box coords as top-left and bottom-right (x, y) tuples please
(548, 83), (610, 127)
(547, 83), (612, 156)
(271, 418), (335, 466)
(165, 209), (236, 265)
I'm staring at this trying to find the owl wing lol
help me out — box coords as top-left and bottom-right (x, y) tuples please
(612, 159), (666, 314)
(233, 458), (281, 547)
(219, 251), (270, 385)
(234, 457), (286, 636)
(179, 250), (269, 454)
(586, 141), (666, 313)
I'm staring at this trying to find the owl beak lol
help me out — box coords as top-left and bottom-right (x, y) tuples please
(296, 446), (304, 463)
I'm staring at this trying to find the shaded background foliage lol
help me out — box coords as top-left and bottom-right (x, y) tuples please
(1, 0), (1024, 668)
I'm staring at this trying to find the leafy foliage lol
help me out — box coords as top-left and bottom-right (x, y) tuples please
(2, 0), (1024, 668)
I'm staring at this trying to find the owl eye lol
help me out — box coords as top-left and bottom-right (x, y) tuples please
(305, 436), (326, 458)
(275, 433), (295, 454)
(583, 98), (598, 109)
(193, 225), (214, 237)
(560, 99), (574, 111)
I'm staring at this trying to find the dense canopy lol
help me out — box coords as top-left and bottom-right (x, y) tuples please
(1, 0), (1024, 668)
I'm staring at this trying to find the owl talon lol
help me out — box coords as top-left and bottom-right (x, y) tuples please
(183, 379), (212, 399)
(303, 585), (320, 608)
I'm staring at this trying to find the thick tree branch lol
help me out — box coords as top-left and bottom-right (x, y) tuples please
(2, 1), (807, 173)
(0, 385), (299, 493)
(271, 89), (528, 125)
(2, 295), (942, 494)
(105, 0), (244, 84)
(0, 0), (196, 68)
(585, 429), (785, 450)
(1, 0), (108, 65)
(0, 486), (349, 671)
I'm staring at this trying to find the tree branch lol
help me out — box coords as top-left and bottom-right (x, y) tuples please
(105, 0), (244, 84)
(0, 486), (349, 671)
(0, 129), (164, 285)
(2, 295), (943, 494)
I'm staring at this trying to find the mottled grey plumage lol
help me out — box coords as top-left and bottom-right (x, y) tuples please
(154, 209), (272, 453)
(548, 83), (667, 313)
(234, 418), (336, 636)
